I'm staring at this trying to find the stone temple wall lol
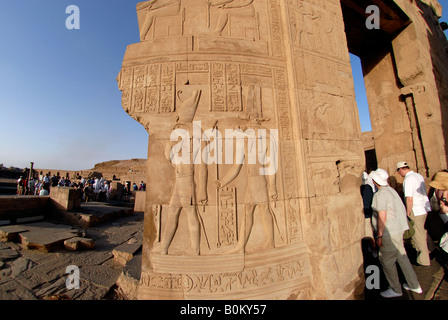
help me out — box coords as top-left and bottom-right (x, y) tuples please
(117, 0), (447, 299)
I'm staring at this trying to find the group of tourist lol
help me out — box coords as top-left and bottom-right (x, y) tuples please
(17, 174), (146, 203)
(362, 161), (448, 298)
(17, 174), (91, 196)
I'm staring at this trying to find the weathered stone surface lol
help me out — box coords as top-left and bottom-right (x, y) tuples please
(117, 0), (448, 300)
(116, 253), (142, 300)
(19, 229), (79, 252)
(62, 202), (134, 229)
(0, 243), (20, 261)
(0, 279), (38, 300)
(0, 225), (29, 242)
(64, 237), (95, 251)
(118, 0), (366, 300)
(112, 242), (142, 265)
(80, 265), (122, 289)
(0, 211), (144, 300)
(10, 257), (34, 277)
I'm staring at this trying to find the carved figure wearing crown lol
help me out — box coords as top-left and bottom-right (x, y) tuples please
(155, 90), (209, 255)
(214, 85), (279, 252)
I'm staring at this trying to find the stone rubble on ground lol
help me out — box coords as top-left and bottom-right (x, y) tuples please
(0, 208), (143, 300)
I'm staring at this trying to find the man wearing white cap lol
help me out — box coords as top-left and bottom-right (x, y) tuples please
(371, 168), (422, 298)
(397, 161), (431, 266)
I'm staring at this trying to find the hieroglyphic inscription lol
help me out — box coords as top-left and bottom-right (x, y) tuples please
(210, 63), (243, 112)
(226, 63), (242, 112)
(210, 63), (226, 111)
(146, 65), (161, 113)
(133, 66), (146, 113)
(268, 0), (284, 58)
(217, 187), (237, 247)
(120, 68), (133, 112)
(120, 64), (176, 114)
(160, 63), (176, 113)
(273, 67), (301, 243)
(140, 259), (308, 295)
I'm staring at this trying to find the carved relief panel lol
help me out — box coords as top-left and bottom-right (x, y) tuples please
(118, 0), (365, 300)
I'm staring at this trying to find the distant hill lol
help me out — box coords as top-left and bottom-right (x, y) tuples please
(93, 159), (146, 171)
(35, 159), (148, 184)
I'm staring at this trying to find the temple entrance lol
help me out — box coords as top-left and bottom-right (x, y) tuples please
(341, 0), (415, 175)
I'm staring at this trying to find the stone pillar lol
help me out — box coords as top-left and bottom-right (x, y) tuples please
(362, 0), (448, 181)
(118, 0), (365, 300)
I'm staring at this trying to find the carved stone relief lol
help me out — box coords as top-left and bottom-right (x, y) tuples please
(119, 0), (366, 300)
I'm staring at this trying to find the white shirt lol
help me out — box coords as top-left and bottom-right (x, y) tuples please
(403, 171), (431, 216)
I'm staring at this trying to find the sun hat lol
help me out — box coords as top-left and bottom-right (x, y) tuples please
(396, 161), (409, 170)
(429, 171), (448, 190)
(370, 168), (389, 186)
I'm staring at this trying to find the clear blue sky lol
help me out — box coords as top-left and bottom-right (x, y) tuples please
(0, 1), (447, 170)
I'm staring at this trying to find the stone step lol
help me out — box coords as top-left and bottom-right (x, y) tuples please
(0, 225), (30, 242)
(59, 202), (134, 229)
(0, 222), (94, 252)
(64, 237), (95, 251)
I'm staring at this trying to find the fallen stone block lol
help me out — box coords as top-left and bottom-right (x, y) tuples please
(116, 253), (141, 300)
(64, 237), (95, 251)
(19, 229), (80, 252)
(112, 242), (141, 265)
(0, 225), (29, 242)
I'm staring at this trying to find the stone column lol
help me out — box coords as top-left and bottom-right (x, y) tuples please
(118, 0), (365, 300)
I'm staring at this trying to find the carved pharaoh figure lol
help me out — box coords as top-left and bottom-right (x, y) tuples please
(215, 85), (279, 253)
(154, 90), (209, 255)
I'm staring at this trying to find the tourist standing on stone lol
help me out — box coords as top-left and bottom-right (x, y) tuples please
(28, 176), (36, 195)
(80, 176), (86, 188)
(17, 176), (24, 195)
(370, 168), (422, 298)
(93, 178), (100, 201)
(34, 180), (41, 195)
(83, 182), (93, 202)
(39, 183), (50, 196)
(397, 161), (431, 266)
(43, 173), (50, 185)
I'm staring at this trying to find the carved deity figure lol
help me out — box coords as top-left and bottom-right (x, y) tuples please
(215, 85), (278, 252)
(294, 2), (320, 49)
(138, 0), (182, 41)
(208, 0), (255, 36)
(156, 90), (209, 255)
